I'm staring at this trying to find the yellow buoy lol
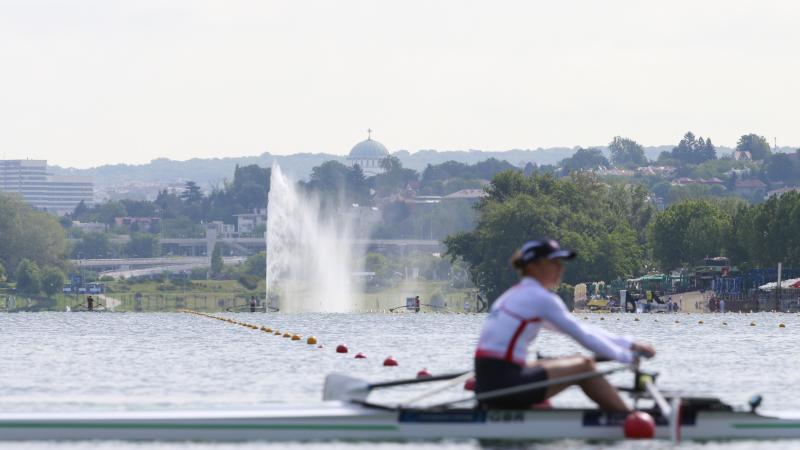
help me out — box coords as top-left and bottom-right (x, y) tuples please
(779, 323), (786, 328)
(282, 332), (291, 338)
(634, 317), (640, 321)
(675, 320), (680, 323)
(291, 334), (301, 341)
(722, 321), (727, 325)
(307, 336), (318, 345)
(600, 317), (605, 321)
(274, 331), (281, 335)
(264, 327), (273, 333)
(750, 322), (756, 326)
(698, 320), (704, 324)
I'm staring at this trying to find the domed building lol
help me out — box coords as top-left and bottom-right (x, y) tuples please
(346, 129), (389, 176)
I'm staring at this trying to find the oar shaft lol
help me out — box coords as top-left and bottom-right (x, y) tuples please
(427, 365), (629, 409)
(369, 372), (471, 389)
(401, 372), (475, 407)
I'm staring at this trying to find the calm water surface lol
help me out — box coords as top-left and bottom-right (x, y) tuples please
(1, 311), (799, 449)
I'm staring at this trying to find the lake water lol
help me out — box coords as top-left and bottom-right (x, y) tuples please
(1, 311), (799, 450)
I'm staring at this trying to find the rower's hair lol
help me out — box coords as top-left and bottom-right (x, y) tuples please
(511, 250), (524, 271)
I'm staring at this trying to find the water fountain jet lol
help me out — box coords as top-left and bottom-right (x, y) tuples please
(266, 164), (364, 312)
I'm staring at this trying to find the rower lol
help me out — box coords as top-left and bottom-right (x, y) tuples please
(87, 295), (94, 312)
(474, 239), (656, 412)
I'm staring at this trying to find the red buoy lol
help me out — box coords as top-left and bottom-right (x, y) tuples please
(383, 356), (398, 367)
(335, 344), (348, 354)
(463, 377), (476, 391)
(416, 368), (432, 378)
(624, 411), (656, 439)
(532, 399), (552, 409)
(354, 352), (367, 359)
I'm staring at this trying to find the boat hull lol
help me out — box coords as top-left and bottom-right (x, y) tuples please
(1, 402), (799, 441)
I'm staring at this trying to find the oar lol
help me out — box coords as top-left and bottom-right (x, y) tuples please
(640, 373), (681, 443)
(400, 371), (475, 407)
(424, 364), (632, 409)
(323, 371), (471, 402)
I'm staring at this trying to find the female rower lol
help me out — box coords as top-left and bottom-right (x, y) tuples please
(474, 239), (655, 412)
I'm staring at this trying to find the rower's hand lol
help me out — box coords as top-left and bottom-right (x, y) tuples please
(631, 342), (656, 359)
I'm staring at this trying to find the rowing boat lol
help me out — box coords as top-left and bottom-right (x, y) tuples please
(0, 397), (799, 441)
(2, 362), (799, 442)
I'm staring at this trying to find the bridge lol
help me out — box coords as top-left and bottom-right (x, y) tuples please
(70, 238), (442, 278)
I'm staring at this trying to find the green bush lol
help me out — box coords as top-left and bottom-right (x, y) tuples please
(15, 259), (41, 294)
(41, 266), (66, 297)
(238, 274), (261, 290)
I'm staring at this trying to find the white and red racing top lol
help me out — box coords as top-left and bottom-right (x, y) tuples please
(475, 277), (634, 365)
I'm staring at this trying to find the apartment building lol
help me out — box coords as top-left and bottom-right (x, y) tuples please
(0, 159), (94, 215)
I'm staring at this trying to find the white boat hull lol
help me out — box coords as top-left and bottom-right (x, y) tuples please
(1, 401), (800, 442)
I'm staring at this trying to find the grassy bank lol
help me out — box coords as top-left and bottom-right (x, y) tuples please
(1, 278), (478, 313)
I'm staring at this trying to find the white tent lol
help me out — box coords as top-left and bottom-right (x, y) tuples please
(759, 277), (800, 291)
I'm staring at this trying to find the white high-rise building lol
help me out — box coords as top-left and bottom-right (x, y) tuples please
(0, 160), (93, 215)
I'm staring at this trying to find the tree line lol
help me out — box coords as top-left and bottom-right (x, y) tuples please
(445, 168), (800, 304)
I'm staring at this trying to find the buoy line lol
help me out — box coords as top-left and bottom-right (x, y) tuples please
(180, 310), (437, 379)
(576, 313), (789, 328)
(179, 310), (319, 345)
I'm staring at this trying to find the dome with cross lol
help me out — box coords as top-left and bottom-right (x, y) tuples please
(346, 129), (389, 176)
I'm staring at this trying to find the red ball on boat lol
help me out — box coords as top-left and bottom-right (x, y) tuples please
(383, 356), (399, 367)
(623, 411), (655, 439)
(463, 377), (476, 391)
(416, 368), (432, 378)
(354, 352), (367, 359)
(335, 344), (348, 353)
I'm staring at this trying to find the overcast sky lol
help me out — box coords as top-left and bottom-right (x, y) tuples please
(0, 0), (797, 168)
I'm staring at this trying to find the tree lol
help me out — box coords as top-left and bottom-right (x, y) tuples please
(180, 181), (203, 204)
(419, 159), (516, 195)
(445, 171), (646, 303)
(649, 200), (731, 270)
(241, 251), (266, 278)
(736, 133), (771, 160)
(15, 259), (41, 294)
(765, 153), (798, 184)
(306, 161), (369, 205)
(379, 155), (402, 173)
(364, 252), (391, 282)
(0, 262), (6, 283)
(371, 157), (418, 197)
(230, 164), (270, 210)
(608, 136), (647, 168)
(126, 233), (159, 258)
(0, 194), (70, 272)
(667, 132), (716, 165)
(559, 148), (609, 174)
(728, 192), (800, 267)
(41, 267), (65, 297)
(73, 232), (112, 259)
(210, 242), (224, 278)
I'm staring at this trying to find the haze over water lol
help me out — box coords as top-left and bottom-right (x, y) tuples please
(1, 311), (798, 449)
